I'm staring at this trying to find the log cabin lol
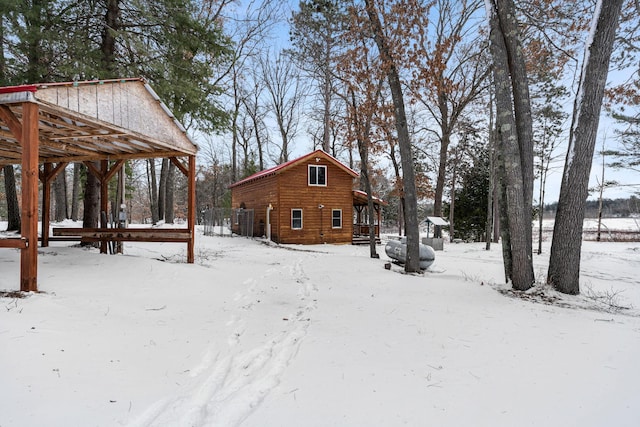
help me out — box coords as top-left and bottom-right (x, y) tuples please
(230, 150), (385, 245)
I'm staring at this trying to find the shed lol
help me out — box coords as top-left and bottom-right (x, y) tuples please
(0, 78), (198, 292)
(423, 216), (449, 237)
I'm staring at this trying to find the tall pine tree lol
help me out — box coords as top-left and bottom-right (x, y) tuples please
(548, 0), (624, 295)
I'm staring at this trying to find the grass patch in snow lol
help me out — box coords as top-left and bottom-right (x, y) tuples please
(0, 290), (30, 299)
(494, 282), (637, 317)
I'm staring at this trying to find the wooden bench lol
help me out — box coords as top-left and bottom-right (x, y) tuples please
(52, 228), (191, 243)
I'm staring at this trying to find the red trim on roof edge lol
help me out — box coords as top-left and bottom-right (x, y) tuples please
(230, 149), (359, 188)
(0, 85), (38, 94)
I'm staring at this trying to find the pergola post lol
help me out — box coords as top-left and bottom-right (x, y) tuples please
(187, 155), (196, 264)
(20, 102), (39, 292)
(40, 162), (68, 247)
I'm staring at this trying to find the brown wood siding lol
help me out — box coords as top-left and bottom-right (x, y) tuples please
(231, 152), (356, 244)
(231, 174), (279, 238)
(276, 159), (353, 244)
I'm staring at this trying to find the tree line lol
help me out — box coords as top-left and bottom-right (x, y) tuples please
(1, 0), (638, 295)
(543, 196), (640, 219)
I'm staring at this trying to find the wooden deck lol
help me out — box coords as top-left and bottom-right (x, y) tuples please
(352, 235), (381, 245)
(352, 223), (381, 245)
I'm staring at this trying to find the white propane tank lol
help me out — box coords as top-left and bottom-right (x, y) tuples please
(385, 238), (435, 270)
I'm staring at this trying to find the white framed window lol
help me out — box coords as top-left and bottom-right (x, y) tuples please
(291, 209), (303, 229)
(332, 209), (342, 229)
(308, 165), (327, 186)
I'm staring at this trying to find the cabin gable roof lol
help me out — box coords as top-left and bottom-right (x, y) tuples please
(230, 149), (358, 189)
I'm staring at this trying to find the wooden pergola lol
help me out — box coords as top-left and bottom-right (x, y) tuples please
(0, 78), (198, 292)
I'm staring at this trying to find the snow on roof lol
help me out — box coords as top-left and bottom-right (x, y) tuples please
(353, 190), (387, 206)
(0, 84), (38, 94)
(424, 216), (449, 226)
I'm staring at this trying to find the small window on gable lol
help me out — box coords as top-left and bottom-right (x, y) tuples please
(332, 209), (342, 229)
(292, 209), (303, 230)
(309, 165), (327, 186)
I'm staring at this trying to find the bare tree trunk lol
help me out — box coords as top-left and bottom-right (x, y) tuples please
(399, 197), (405, 236)
(495, 0), (534, 220)
(117, 167), (124, 252)
(232, 113), (238, 181)
(495, 0), (535, 286)
(257, 134), (265, 170)
(433, 131), (449, 238)
(488, 0), (534, 290)
(231, 63), (241, 181)
(147, 159), (159, 224)
(596, 147), (606, 242)
(365, 0), (420, 272)
(497, 170), (512, 283)
(165, 161), (175, 224)
(111, 168), (120, 224)
(537, 170), (545, 254)
(449, 158), (457, 242)
(82, 163), (100, 231)
(3, 165), (20, 231)
(359, 147), (379, 258)
(548, 0), (623, 295)
(243, 79), (266, 169)
(492, 183), (500, 243)
(351, 88), (379, 259)
(101, 0), (119, 77)
(53, 166), (67, 222)
(486, 95), (496, 250)
(322, 38), (331, 153)
(71, 163), (82, 221)
(158, 158), (168, 221)
(537, 142), (552, 254)
(596, 187), (604, 242)
(388, 142), (403, 236)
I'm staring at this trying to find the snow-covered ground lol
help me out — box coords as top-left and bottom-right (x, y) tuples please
(1, 220), (639, 427)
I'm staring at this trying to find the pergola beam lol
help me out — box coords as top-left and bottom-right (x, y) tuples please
(0, 105), (23, 142)
(170, 156), (189, 176)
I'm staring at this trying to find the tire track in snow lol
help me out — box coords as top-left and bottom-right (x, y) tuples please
(128, 256), (316, 427)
